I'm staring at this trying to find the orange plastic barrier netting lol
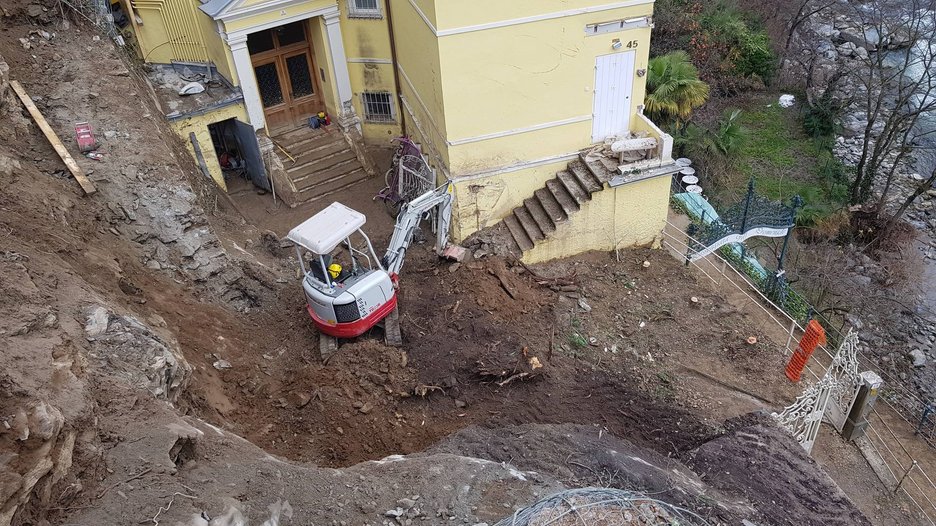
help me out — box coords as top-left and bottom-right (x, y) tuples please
(785, 319), (827, 382)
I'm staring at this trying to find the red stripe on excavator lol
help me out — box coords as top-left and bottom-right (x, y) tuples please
(307, 293), (398, 338)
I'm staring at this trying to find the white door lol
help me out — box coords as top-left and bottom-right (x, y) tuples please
(592, 51), (636, 143)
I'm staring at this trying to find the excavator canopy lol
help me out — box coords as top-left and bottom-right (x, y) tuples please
(287, 202), (366, 255)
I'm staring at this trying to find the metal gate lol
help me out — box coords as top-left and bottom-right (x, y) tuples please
(773, 330), (863, 453)
(232, 119), (271, 191)
(592, 51), (635, 143)
(823, 331), (862, 432)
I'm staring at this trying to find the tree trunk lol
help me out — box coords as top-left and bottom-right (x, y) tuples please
(877, 169), (936, 245)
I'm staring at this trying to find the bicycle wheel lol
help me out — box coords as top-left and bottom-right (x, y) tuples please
(384, 197), (403, 219)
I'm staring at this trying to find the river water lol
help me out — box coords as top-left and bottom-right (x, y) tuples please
(882, 9), (936, 313)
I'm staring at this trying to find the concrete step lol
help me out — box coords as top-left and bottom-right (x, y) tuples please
(556, 170), (590, 205)
(503, 214), (534, 252)
(582, 155), (616, 184)
(545, 179), (580, 216)
(514, 206), (545, 242)
(295, 168), (369, 201)
(291, 157), (361, 188)
(535, 188), (568, 225)
(524, 197), (556, 235)
(279, 128), (343, 152)
(295, 175), (371, 205)
(569, 159), (604, 194)
(293, 159), (363, 192)
(290, 138), (349, 165)
(288, 149), (357, 175)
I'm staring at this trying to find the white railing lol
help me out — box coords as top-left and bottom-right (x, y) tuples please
(662, 217), (936, 525)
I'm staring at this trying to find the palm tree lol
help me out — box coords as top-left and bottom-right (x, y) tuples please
(644, 51), (710, 125)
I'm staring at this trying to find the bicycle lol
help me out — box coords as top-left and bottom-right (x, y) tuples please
(374, 136), (434, 217)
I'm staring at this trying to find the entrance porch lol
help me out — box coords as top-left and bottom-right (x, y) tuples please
(206, 2), (358, 136)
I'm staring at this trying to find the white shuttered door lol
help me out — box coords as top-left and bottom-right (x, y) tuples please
(592, 51), (636, 143)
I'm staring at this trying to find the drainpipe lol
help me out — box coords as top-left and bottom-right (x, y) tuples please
(384, 0), (406, 136)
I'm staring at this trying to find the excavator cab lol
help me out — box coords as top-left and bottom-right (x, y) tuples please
(288, 183), (454, 342)
(287, 202), (397, 339)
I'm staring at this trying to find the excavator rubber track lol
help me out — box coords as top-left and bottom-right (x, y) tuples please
(319, 333), (339, 362)
(384, 306), (403, 347)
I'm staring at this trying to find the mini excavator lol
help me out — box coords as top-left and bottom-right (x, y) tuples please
(287, 183), (454, 355)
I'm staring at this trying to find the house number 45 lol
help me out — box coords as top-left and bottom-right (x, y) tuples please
(625, 40), (638, 49)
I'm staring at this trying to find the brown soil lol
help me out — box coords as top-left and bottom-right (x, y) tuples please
(184, 248), (717, 468)
(0, 2), (913, 525)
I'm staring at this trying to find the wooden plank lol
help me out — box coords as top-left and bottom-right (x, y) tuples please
(10, 80), (96, 195)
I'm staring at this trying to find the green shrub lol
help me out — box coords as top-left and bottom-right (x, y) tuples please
(698, 3), (776, 83)
(802, 89), (842, 139)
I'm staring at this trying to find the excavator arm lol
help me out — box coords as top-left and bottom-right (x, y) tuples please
(382, 182), (453, 276)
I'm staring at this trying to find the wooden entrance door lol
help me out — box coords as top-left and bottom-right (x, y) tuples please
(248, 21), (323, 134)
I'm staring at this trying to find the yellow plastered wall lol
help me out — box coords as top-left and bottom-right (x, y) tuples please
(131, 5), (174, 64)
(129, 0), (236, 84)
(222, 0), (334, 34)
(389, 0), (448, 168)
(523, 175), (670, 264)
(449, 159), (570, 241)
(338, 3), (402, 142)
(193, 8), (237, 83)
(437, 12), (652, 174)
(308, 16), (340, 118)
(435, 0), (643, 29)
(348, 62), (401, 142)
(169, 103), (250, 192)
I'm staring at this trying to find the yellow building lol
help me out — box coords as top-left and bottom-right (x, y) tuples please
(120, 0), (679, 262)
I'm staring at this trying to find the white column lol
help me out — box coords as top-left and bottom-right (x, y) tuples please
(228, 35), (266, 131)
(323, 11), (360, 132)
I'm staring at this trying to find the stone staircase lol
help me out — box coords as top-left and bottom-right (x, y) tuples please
(273, 126), (369, 206)
(499, 154), (617, 254)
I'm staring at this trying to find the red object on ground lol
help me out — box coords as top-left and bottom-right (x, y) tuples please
(306, 292), (398, 338)
(74, 122), (97, 153)
(785, 319), (827, 382)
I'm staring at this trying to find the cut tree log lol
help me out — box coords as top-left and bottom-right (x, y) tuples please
(10, 80), (96, 195)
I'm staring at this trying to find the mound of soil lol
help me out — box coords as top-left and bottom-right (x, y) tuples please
(685, 413), (872, 526)
(428, 423), (755, 523)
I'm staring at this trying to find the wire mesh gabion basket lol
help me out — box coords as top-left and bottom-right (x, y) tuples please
(494, 488), (710, 526)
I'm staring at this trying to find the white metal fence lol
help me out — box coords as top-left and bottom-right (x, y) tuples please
(662, 218), (936, 525)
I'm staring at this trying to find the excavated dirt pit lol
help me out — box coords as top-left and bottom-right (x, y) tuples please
(174, 246), (719, 467)
(0, 3), (918, 524)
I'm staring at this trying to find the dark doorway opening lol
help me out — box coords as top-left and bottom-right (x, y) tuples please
(208, 118), (270, 192)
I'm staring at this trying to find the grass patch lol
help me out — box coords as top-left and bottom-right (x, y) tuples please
(737, 102), (819, 180)
(722, 96), (849, 226)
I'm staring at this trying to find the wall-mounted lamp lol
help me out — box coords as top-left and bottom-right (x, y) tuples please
(611, 38), (622, 50)
(636, 68), (647, 77)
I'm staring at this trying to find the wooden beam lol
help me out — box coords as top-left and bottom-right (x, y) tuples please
(10, 80), (96, 195)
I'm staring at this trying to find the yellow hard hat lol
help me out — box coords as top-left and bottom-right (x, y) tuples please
(327, 263), (342, 279)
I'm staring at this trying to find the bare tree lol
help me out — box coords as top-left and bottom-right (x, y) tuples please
(783, 0), (840, 52)
(880, 166), (936, 242)
(845, 0), (936, 207)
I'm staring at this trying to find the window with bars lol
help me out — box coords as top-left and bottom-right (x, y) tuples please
(348, 0), (382, 18)
(361, 92), (395, 123)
